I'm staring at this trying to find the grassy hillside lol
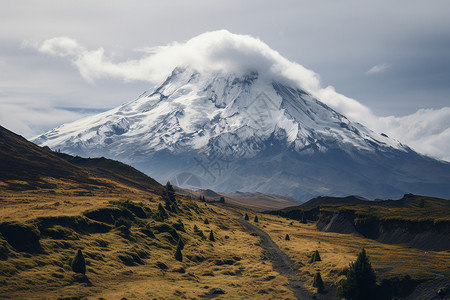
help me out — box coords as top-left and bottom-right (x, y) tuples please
(1, 125), (449, 299)
(0, 126), (296, 299)
(243, 211), (450, 296)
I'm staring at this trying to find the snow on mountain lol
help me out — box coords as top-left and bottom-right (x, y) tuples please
(33, 67), (450, 201)
(34, 67), (402, 156)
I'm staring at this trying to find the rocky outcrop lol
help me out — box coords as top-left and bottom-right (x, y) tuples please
(316, 210), (450, 251)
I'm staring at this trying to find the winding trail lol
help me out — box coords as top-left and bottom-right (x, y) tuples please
(227, 207), (311, 299)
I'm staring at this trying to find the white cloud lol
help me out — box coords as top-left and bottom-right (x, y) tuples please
(26, 30), (449, 161)
(377, 107), (450, 161)
(28, 30), (376, 123)
(367, 63), (391, 75)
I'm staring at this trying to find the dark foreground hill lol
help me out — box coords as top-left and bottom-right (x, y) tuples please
(0, 125), (162, 194)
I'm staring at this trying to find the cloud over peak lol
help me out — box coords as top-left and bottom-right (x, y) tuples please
(28, 30), (376, 126)
(26, 30), (449, 161)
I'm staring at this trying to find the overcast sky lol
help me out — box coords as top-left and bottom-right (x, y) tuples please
(1, 1), (449, 160)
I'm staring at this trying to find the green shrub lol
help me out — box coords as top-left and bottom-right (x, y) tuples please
(254, 216), (259, 223)
(244, 213), (249, 221)
(285, 234), (290, 241)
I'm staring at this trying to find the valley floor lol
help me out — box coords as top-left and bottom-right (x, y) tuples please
(0, 190), (449, 299)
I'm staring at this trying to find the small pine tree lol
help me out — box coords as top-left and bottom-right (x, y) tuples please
(71, 249), (86, 274)
(313, 272), (324, 293)
(285, 234), (290, 241)
(244, 213), (249, 220)
(219, 196), (225, 203)
(174, 240), (183, 262)
(209, 230), (215, 242)
(310, 250), (321, 263)
(165, 181), (176, 203)
(337, 249), (377, 300)
(254, 215), (259, 223)
(204, 218), (209, 225)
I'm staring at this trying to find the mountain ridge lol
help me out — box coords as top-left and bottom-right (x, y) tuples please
(32, 68), (450, 200)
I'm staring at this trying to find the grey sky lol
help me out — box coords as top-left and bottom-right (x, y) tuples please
(1, 0), (449, 159)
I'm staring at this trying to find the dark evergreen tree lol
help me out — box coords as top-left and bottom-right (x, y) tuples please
(174, 240), (183, 262)
(310, 250), (321, 263)
(254, 215), (259, 223)
(244, 213), (249, 221)
(204, 218), (209, 225)
(165, 181), (176, 203)
(313, 272), (324, 293)
(71, 249), (86, 274)
(219, 196), (225, 203)
(209, 230), (215, 242)
(337, 249), (377, 300)
(285, 234), (290, 241)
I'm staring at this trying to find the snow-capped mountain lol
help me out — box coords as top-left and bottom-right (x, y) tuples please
(34, 67), (450, 200)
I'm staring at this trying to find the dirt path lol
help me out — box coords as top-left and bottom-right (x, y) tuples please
(226, 208), (311, 299)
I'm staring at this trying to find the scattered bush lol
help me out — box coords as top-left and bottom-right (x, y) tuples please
(204, 218), (209, 225)
(71, 249), (86, 274)
(313, 272), (324, 293)
(285, 234), (290, 241)
(254, 216), (259, 223)
(209, 230), (215, 242)
(310, 250), (321, 263)
(244, 213), (249, 221)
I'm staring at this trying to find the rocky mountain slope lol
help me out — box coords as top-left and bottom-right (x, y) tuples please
(33, 68), (450, 200)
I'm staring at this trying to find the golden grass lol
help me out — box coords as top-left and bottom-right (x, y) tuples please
(244, 211), (450, 294)
(0, 190), (296, 299)
(2, 183), (449, 299)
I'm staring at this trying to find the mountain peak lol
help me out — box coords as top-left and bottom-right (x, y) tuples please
(32, 68), (449, 200)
